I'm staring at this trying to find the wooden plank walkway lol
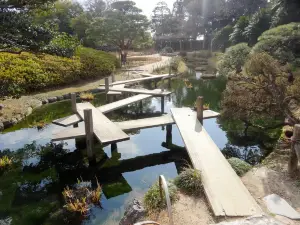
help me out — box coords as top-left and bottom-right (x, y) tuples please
(76, 102), (129, 144)
(52, 110), (220, 140)
(53, 94), (152, 127)
(107, 84), (125, 95)
(116, 115), (174, 131)
(98, 87), (172, 96)
(52, 114), (82, 127)
(99, 74), (174, 86)
(98, 94), (151, 113)
(171, 108), (261, 216)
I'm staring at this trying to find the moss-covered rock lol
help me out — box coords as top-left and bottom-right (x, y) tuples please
(174, 168), (203, 196)
(228, 157), (252, 176)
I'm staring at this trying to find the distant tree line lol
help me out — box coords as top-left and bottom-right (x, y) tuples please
(0, 0), (153, 57)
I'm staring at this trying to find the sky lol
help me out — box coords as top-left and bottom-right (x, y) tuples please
(78, 0), (176, 18)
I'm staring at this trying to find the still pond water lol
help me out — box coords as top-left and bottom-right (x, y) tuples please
(0, 72), (279, 225)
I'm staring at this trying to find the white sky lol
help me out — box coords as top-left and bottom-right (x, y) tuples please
(77, 0), (176, 18)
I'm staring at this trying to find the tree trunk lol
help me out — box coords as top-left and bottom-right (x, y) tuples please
(288, 124), (300, 176)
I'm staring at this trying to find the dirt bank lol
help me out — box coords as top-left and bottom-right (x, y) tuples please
(146, 140), (300, 225)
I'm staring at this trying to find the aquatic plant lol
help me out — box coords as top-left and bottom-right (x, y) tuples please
(89, 180), (102, 205)
(143, 181), (178, 212)
(0, 156), (12, 169)
(62, 178), (102, 215)
(64, 197), (89, 215)
(204, 103), (210, 110)
(193, 102), (210, 110)
(174, 168), (203, 196)
(80, 92), (94, 101)
(228, 157), (252, 176)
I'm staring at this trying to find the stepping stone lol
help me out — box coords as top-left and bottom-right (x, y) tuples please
(263, 194), (300, 220)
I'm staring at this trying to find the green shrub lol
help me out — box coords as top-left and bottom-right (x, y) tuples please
(252, 23), (300, 65)
(217, 43), (251, 76)
(143, 181), (178, 212)
(42, 33), (80, 58)
(174, 168), (203, 196)
(161, 46), (174, 53)
(170, 56), (188, 74)
(228, 157), (252, 176)
(0, 48), (119, 97)
(75, 47), (120, 78)
(212, 25), (233, 52)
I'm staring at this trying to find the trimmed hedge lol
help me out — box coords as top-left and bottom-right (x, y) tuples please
(252, 23), (300, 65)
(217, 43), (251, 76)
(0, 47), (119, 96)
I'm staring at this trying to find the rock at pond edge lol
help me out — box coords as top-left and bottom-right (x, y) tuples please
(119, 199), (146, 225)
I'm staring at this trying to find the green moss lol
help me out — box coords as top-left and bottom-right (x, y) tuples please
(4, 100), (72, 132)
(228, 157), (252, 176)
(143, 181), (178, 212)
(102, 177), (132, 199)
(174, 168), (203, 196)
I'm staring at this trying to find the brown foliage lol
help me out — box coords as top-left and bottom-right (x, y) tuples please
(221, 52), (300, 125)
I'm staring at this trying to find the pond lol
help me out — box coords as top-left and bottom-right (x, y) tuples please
(0, 71), (280, 225)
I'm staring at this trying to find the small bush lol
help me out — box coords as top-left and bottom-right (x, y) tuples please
(171, 56), (188, 74)
(161, 46), (174, 54)
(217, 43), (251, 76)
(174, 168), (203, 196)
(80, 92), (94, 101)
(228, 157), (252, 176)
(143, 181), (178, 212)
(252, 23), (300, 65)
(75, 47), (120, 78)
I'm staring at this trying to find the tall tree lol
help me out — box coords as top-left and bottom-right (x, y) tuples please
(244, 8), (271, 46)
(87, 1), (149, 57)
(271, 0), (300, 27)
(151, 1), (173, 37)
(229, 16), (249, 44)
(52, 0), (83, 34)
(0, 0), (54, 52)
(86, 0), (107, 17)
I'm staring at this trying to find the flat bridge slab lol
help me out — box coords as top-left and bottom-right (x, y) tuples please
(171, 107), (261, 217)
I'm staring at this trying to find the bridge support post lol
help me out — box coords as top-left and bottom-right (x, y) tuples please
(168, 64), (172, 88)
(139, 101), (143, 114)
(289, 124), (300, 176)
(196, 96), (204, 124)
(161, 96), (165, 114)
(166, 124), (172, 146)
(71, 93), (79, 128)
(111, 73), (115, 83)
(105, 77), (110, 103)
(84, 109), (95, 163)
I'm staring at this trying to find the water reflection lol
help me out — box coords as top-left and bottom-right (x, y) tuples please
(0, 73), (280, 224)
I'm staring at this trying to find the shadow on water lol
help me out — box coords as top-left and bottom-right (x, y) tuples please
(0, 71), (280, 224)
